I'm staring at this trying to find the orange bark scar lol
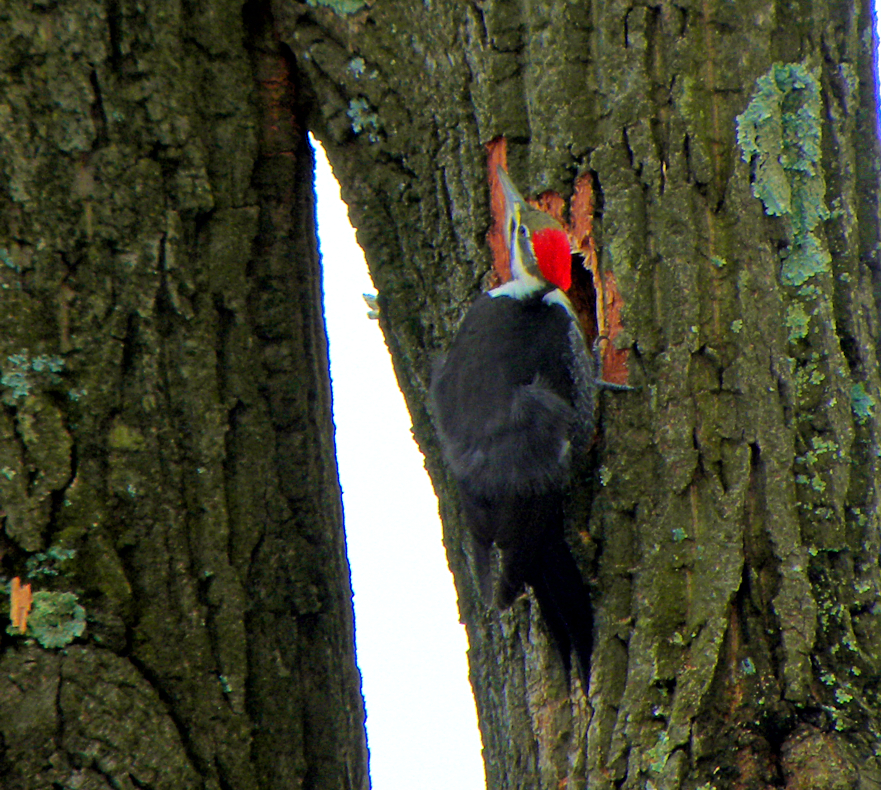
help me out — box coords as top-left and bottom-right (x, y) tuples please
(571, 173), (630, 384)
(485, 138), (509, 288)
(10, 577), (32, 634)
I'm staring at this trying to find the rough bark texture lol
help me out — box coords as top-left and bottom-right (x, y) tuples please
(282, 0), (881, 788)
(0, 2), (367, 789)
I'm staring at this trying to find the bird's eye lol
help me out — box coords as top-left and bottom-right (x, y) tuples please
(519, 224), (529, 238)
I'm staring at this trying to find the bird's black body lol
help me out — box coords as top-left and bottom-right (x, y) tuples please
(431, 288), (596, 684)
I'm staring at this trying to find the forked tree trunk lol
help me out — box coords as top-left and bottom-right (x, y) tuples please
(286, 0), (881, 788)
(2, 0), (880, 789)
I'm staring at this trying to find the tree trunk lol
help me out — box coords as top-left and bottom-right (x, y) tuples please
(0, 2), (367, 789)
(284, 0), (881, 788)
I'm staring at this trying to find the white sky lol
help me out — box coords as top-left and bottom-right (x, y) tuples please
(314, 139), (485, 790)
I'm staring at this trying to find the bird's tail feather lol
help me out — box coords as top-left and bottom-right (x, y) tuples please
(529, 536), (594, 689)
(461, 487), (594, 687)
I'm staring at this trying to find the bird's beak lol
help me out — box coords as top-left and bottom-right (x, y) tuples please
(497, 166), (528, 252)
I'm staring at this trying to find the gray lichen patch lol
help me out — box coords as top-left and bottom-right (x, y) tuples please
(851, 382), (875, 424)
(23, 591), (87, 649)
(347, 97), (381, 141)
(0, 353), (65, 403)
(736, 63), (830, 287)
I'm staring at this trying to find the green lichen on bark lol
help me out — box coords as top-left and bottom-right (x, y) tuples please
(21, 591), (86, 649)
(25, 546), (76, 579)
(307, 0), (367, 15)
(736, 63), (831, 288)
(851, 382), (875, 424)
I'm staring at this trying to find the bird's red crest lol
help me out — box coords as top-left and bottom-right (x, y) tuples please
(532, 228), (572, 291)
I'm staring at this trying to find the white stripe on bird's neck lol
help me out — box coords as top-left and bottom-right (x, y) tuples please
(540, 288), (578, 318)
(488, 280), (578, 321)
(489, 275), (545, 300)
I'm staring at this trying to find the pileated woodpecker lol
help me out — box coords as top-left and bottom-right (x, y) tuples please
(430, 167), (597, 685)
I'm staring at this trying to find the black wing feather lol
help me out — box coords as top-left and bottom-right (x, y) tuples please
(431, 293), (580, 496)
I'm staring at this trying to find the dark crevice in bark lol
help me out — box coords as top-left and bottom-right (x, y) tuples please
(88, 71), (109, 148)
(105, 0), (122, 72)
(53, 655), (64, 759)
(45, 440), (77, 547)
(213, 295), (235, 404)
(119, 312), (138, 378)
(126, 651), (205, 778)
(745, 444), (785, 676)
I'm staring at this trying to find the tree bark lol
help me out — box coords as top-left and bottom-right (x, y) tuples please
(0, 2), (367, 789)
(283, 0), (881, 788)
(3, 0), (880, 788)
